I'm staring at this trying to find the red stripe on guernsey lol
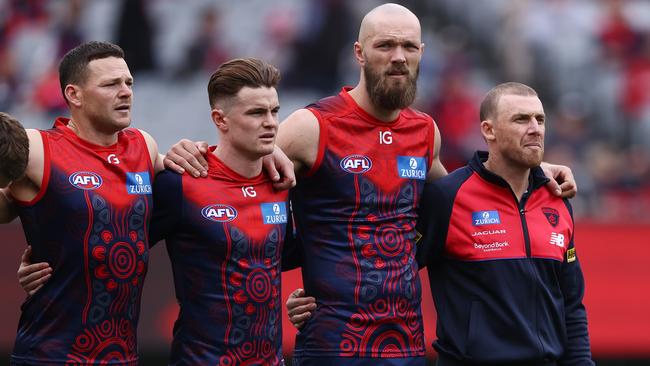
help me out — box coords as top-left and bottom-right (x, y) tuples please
(348, 174), (363, 304)
(445, 172), (571, 262)
(82, 190), (93, 323)
(305, 108), (329, 177)
(222, 222), (233, 345)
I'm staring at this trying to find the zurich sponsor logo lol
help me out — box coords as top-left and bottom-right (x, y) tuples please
(340, 154), (372, 174)
(261, 202), (288, 224)
(126, 172), (152, 195)
(397, 156), (426, 180)
(472, 210), (501, 226)
(201, 204), (238, 222)
(69, 171), (103, 190)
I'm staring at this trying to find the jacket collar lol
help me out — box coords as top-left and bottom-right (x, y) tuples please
(468, 151), (549, 192)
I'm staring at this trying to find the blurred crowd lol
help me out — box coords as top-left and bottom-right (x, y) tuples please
(1, 0), (649, 221)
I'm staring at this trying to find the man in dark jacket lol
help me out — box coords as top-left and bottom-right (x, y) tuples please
(416, 82), (593, 366)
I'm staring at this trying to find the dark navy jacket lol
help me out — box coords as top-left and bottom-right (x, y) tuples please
(416, 151), (593, 365)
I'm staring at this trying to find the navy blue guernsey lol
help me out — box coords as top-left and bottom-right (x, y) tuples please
(150, 149), (294, 366)
(11, 119), (152, 365)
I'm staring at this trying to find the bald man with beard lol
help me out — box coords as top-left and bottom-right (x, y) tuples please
(162, 3), (577, 365)
(277, 4), (442, 365)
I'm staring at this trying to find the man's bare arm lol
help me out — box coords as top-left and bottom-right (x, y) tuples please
(9, 129), (44, 203)
(138, 129), (164, 174)
(426, 121), (448, 182)
(18, 246), (52, 296)
(276, 109), (320, 176)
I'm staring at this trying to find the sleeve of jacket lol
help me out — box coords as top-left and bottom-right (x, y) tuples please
(558, 199), (594, 366)
(415, 182), (446, 269)
(149, 170), (183, 247)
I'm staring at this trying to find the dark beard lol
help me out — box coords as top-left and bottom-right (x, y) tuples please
(364, 63), (418, 111)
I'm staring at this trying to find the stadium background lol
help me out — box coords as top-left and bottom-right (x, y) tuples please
(1, 0), (649, 364)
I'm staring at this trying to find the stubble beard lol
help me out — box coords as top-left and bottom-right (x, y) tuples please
(510, 145), (544, 169)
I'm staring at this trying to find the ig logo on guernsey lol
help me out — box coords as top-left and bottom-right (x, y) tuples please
(126, 172), (152, 195)
(69, 171), (103, 190)
(397, 156), (426, 180)
(340, 154), (372, 174)
(202, 204), (238, 222)
(472, 210), (501, 226)
(260, 202), (287, 224)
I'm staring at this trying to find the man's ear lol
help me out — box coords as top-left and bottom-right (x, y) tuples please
(354, 41), (365, 66)
(481, 119), (496, 142)
(65, 84), (82, 108)
(211, 108), (227, 132)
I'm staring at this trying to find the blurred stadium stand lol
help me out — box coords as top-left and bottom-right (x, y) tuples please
(1, 0), (649, 364)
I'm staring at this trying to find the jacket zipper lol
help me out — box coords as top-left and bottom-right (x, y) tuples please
(516, 189), (546, 356)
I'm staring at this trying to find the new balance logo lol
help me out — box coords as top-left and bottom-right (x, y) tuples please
(550, 232), (565, 247)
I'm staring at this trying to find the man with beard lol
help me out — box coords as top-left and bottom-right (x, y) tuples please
(277, 4), (440, 365)
(415, 82), (594, 365)
(165, 4), (576, 365)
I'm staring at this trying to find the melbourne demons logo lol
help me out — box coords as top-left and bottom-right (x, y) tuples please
(69, 171), (103, 190)
(542, 207), (560, 227)
(340, 154), (372, 174)
(201, 204), (237, 222)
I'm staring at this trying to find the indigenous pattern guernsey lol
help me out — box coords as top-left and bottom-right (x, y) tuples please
(291, 87), (435, 363)
(150, 147), (288, 366)
(11, 118), (152, 366)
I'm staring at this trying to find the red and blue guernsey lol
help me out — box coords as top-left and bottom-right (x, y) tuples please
(150, 147), (290, 366)
(290, 87), (435, 364)
(416, 151), (593, 365)
(11, 118), (152, 365)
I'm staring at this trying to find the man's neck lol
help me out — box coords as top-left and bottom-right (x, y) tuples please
(67, 118), (119, 146)
(348, 84), (401, 122)
(483, 154), (531, 202)
(214, 145), (263, 179)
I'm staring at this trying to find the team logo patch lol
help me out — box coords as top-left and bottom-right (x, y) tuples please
(126, 172), (152, 195)
(472, 210), (501, 226)
(340, 154), (372, 174)
(201, 204), (237, 222)
(260, 202), (288, 224)
(397, 156), (426, 180)
(69, 171), (103, 190)
(542, 207), (560, 227)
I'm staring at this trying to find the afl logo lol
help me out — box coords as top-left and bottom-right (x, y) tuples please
(201, 204), (238, 222)
(69, 171), (103, 190)
(340, 154), (372, 174)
